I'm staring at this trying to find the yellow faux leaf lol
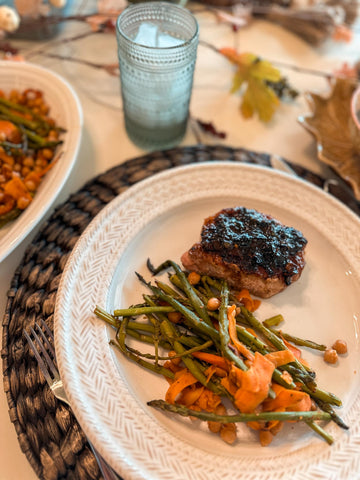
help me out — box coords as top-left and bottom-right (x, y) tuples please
(219, 47), (283, 121)
(251, 60), (281, 83)
(240, 92), (254, 119)
(231, 71), (246, 93)
(244, 78), (280, 122)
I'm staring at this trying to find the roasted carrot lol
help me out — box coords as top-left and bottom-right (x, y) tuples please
(191, 351), (229, 370)
(226, 352), (275, 413)
(227, 304), (254, 361)
(178, 385), (204, 407)
(165, 369), (198, 404)
(0, 119), (20, 143)
(236, 288), (261, 312)
(263, 383), (312, 413)
(3, 176), (32, 208)
(265, 349), (296, 367)
(196, 388), (222, 412)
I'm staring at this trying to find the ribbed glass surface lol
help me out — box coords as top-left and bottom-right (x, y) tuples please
(116, 2), (199, 150)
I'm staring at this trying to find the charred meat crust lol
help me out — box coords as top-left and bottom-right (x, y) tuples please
(181, 207), (307, 298)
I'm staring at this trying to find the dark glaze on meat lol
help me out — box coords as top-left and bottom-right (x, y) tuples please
(201, 207), (307, 284)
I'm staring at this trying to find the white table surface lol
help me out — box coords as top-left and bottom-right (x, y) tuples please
(1, 2), (359, 478)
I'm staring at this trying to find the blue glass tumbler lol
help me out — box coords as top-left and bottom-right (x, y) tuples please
(116, 2), (199, 150)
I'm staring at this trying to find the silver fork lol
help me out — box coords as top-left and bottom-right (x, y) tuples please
(24, 319), (120, 480)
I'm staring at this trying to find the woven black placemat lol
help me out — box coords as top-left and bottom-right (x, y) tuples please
(2, 145), (359, 480)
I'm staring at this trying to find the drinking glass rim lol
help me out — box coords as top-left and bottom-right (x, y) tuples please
(116, 1), (199, 50)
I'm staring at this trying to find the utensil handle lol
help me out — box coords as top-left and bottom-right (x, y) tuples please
(89, 442), (120, 480)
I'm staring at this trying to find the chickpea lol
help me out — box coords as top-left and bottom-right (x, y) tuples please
(34, 166), (44, 174)
(208, 403), (227, 433)
(41, 148), (54, 160)
(35, 157), (46, 168)
(23, 156), (35, 167)
(208, 421), (221, 434)
(167, 312), (182, 324)
(324, 348), (338, 365)
(188, 271), (201, 285)
(207, 297), (220, 311)
(168, 351), (181, 365)
(17, 196), (31, 210)
(21, 166), (31, 177)
(215, 404), (227, 416)
(259, 430), (274, 447)
(220, 423), (237, 445)
(24, 180), (36, 192)
(332, 339), (348, 355)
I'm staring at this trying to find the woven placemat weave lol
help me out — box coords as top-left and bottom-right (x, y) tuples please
(2, 144), (360, 480)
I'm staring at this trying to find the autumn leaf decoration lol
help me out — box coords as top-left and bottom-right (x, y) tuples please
(219, 47), (284, 122)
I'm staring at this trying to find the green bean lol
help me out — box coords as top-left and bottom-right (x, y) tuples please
(95, 266), (346, 446)
(305, 421), (334, 445)
(160, 319), (225, 396)
(136, 272), (221, 346)
(94, 305), (119, 327)
(0, 105), (39, 131)
(269, 327), (327, 352)
(263, 314), (284, 328)
(148, 259), (213, 326)
(0, 208), (22, 228)
(112, 318), (174, 379)
(148, 399), (332, 424)
(240, 306), (315, 374)
(22, 127), (62, 148)
(113, 305), (175, 317)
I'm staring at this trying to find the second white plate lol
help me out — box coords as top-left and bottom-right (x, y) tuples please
(55, 162), (360, 480)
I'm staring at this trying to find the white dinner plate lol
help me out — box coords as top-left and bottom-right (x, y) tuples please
(0, 61), (83, 262)
(55, 162), (360, 480)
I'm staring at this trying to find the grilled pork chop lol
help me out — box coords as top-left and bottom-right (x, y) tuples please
(181, 207), (307, 298)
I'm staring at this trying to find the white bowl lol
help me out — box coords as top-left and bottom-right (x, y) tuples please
(0, 61), (83, 263)
(351, 84), (360, 131)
